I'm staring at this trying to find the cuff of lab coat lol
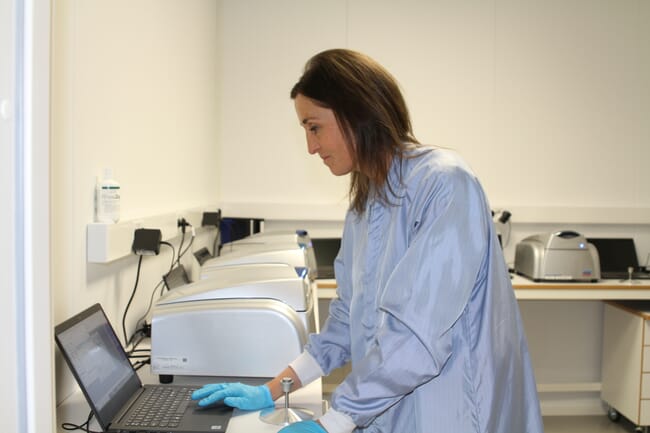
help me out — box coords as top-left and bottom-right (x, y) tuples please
(319, 408), (356, 433)
(289, 351), (324, 386)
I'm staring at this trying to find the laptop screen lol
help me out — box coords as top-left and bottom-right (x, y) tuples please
(312, 238), (341, 279)
(55, 304), (142, 430)
(587, 238), (639, 272)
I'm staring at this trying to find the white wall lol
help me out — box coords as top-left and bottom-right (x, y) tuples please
(217, 0), (351, 217)
(219, 0), (650, 271)
(51, 0), (222, 405)
(218, 0), (650, 225)
(218, 0), (650, 267)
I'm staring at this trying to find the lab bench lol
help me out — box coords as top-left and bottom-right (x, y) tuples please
(315, 275), (650, 417)
(317, 274), (650, 301)
(56, 360), (324, 433)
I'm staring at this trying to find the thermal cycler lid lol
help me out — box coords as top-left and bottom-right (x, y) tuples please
(157, 264), (310, 311)
(224, 229), (311, 248)
(206, 242), (317, 279)
(200, 262), (305, 281)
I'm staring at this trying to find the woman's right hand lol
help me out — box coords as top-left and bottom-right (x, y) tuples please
(191, 382), (274, 410)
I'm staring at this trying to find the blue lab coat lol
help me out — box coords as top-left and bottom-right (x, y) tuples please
(305, 147), (543, 432)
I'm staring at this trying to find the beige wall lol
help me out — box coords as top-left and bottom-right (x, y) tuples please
(218, 0), (650, 224)
(51, 0), (222, 403)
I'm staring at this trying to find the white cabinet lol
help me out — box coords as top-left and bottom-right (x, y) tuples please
(601, 301), (650, 428)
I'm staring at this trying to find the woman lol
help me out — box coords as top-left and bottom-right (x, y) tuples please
(192, 49), (543, 433)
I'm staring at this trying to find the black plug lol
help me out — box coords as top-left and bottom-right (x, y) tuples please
(177, 217), (191, 234)
(498, 210), (512, 224)
(142, 322), (151, 338)
(132, 228), (162, 255)
(201, 209), (222, 227)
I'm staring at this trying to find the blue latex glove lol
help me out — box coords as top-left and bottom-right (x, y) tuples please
(278, 420), (327, 433)
(191, 382), (274, 410)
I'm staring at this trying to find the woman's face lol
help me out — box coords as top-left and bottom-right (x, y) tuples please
(294, 94), (355, 176)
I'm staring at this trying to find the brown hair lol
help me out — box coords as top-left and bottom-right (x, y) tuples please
(290, 49), (419, 214)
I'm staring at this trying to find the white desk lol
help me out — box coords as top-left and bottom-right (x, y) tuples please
(315, 276), (650, 416)
(56, 369), (323, 433)
(316, 275), (650, 300)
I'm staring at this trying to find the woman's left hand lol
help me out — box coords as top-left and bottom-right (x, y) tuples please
(278, 420), (327, 433)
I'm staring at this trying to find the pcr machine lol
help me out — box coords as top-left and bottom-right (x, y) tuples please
(210, 231), (317, 281)
(150, 231), (319, 381)
(514, 231), (600, 282)
(223, 229), (312, 249)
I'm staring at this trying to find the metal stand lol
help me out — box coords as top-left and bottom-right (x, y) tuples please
(259, 377), (314, 426)
(621, 266), (641, 284)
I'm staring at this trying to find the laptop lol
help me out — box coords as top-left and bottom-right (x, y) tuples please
(55, 303), (233, 433)
(312, 238), (341, 280)
(587, 238), (650, 280)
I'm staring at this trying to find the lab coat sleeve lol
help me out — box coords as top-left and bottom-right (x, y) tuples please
(289, 351), (326, 386)
(331, 167), (492, 427)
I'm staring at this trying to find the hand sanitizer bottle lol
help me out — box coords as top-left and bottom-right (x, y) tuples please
(96, 168), (121, 223)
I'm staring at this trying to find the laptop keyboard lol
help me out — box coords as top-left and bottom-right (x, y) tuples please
(125, 386), (195, 429)
(601, 271), (650, 280)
